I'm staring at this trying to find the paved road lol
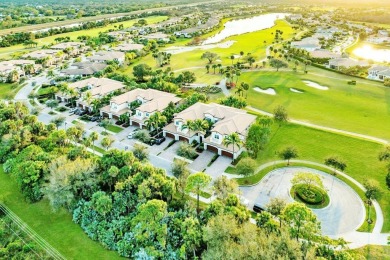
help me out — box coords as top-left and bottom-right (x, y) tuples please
(240, 166), (365, 236)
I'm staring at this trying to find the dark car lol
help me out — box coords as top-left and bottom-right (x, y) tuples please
(73, 109), (82, 115)
(90, 115), (100, 122)
(155, 136), (166, 145)
(78, 110), (87, 116)
(253, 204), (264, 213)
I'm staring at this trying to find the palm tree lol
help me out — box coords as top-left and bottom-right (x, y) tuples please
(230, 55), (235, 65)
(241, 82), (249, 98)
(205, 64), (210, 73)
(145, 112), (167, 131)
(212, 64), (217, 74)
(90, 131), (99, 154)
(235, 84), (244, 97)
(222, 132), (243, 163)
(181, 119), (209, 141)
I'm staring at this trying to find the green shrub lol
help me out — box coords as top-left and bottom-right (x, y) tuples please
(134, 130), (151, 144)
(177, 142), (198, 160)
(236, 157), (256, 176)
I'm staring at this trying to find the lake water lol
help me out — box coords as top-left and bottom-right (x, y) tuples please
(353, 45), (390, 63)
(203, 13), (289, 45)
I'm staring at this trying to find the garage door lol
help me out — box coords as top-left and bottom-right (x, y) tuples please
(221, 150), (233, 158)
(131, 121), (140, 127)
(207, 145), (218, 153)
(179, 136), (189, 142)
(165, 132), (175, 139)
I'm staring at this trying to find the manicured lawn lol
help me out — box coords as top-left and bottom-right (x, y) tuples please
(240, 68), (390, 140)
(0, 167), (122, 259)
(0, 82), (22, 99)
(349, 245), (390, 259)
(119, 20), (296, 75)
(247, 122), (389, 232)
(106, 124), (124, 133)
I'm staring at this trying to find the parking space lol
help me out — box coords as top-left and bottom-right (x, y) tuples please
(148, 137), (174, 155)
(158, 141), (181, 161)
(205, 156), (232, 180)
(189, 150), (214, 172)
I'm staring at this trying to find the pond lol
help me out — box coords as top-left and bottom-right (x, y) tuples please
(352, 45), (390, 63)
(203, 13), (289, 45)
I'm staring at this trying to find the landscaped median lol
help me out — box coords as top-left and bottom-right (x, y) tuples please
(232, 161), (377, 233)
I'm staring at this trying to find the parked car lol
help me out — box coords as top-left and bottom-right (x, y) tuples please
(69, 107), (78, 114)
(253, 203), (264, 213)
(78, 110), (87, 116)
(154, 136), (166, 145)
(127, 128), (141, 139)
(90, 115), (100, 122)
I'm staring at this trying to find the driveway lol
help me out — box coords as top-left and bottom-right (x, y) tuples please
(240, 167), (365, 236)
(205, 156), (232, 180)
(190, 150), (214, 172)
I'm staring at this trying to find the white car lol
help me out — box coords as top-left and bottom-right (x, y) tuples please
(127, 129), (140, 139)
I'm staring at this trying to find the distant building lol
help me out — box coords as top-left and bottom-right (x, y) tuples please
(291, 37), (321, 51)
(61, 62), (107, 77)
(328, 58), (368, 70)
(100, 88), (181, 122)
(309, 49), (342, 59)
(112, 43), (144, 52)
(367, 65), (390, 81)
(87, 51), (125, 65)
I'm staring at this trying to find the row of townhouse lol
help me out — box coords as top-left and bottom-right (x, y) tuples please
(55, 77), (256, 159)
(0, 60), (42, 81)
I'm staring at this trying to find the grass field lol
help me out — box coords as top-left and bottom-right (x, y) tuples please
(349, 245), (390, 259)
(0, 167), (122, 259)
(0, 82), (23, 99)
(0, 16), (168, 60)
(239, 67), (390, 140)
(244, 122), (389, 232)
(106, 124), (124, 133)
(119, 20), (296, 75)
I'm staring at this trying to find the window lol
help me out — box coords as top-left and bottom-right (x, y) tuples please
(137, 111), (141, 116)
(214, 134), (219, 140)
(146, 113), (150, 117)
(175, 121), (180, 126)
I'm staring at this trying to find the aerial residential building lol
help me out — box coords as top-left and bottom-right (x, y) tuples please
(75, 78), (125, 111)
(367, 65), (390, 81)
(22, 49), (65, 65)
(50, 42), (87, 57)
(112, 43), (144, 52)
(87, 51), (125, 64)
(163, 103), (256, 159)
(291, 37), (321, 51)
(100, 88), (181, 123)
(0, 60), (40, 81)
(107, 31), (131, 41)
(141, 32), (170, 42)
(328, 58), (369, 70)
(309, 49), (342, 59)
(61, 61), (107, 77)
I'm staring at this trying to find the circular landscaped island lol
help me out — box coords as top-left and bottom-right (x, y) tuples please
(290, 184), (330, 209)
(240, 166), (365, 236)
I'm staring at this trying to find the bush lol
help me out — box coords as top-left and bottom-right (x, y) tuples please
(384, 78), (390, 87)
(171, 158), (189, 178)
(236, 157), (256, 176)
(132, 143), (149, 161)
(177, 142), (198, 160)
(134, 130), (151, 144)
(292, 184), (329, 207)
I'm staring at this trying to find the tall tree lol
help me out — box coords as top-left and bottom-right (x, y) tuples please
(201, 51), (220, 64)
(269, 58), (288, 71)
(279, 147), (298, 165)
(282, 202), (321, 241)
(324, 156), (347, 174)
(186, 172), (212, 215)
(213, 176), (239, 201)
(273, 105), (288, 126)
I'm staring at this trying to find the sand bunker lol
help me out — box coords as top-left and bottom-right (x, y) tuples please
(254, 87), (276, 95)
(302, 80), (329, 90)
(290, 88), (304, 93)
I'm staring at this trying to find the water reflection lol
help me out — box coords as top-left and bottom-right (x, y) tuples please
(353, 45), (390, 63)
(203, 13), (289, 45)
